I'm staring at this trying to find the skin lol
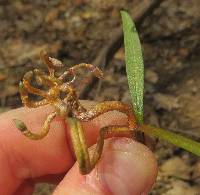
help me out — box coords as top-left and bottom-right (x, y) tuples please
(0, 101), (157, 195)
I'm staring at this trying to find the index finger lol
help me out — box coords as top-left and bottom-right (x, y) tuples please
(0, 101), (127, 194)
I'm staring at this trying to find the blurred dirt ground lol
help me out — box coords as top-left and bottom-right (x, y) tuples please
(0, 0), (199, 194)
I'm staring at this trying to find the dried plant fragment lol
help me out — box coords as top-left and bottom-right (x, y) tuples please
(14, 51), (137, 174)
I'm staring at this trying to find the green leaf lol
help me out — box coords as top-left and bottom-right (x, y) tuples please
(139, 124), (200, 156)
(121, 11), (144, 124)
(121, 11), (200, 157)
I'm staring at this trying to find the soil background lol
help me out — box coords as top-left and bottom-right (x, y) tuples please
(0, 0), (199, 194)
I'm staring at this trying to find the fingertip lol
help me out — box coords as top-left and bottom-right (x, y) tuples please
(0, 106), (72, 194)
(54, 138), (157, 195)
(98, 138), (157, 195)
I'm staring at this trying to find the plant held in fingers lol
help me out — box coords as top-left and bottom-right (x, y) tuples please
(14, 11), (200, 176)
(13, 50), (138, 174)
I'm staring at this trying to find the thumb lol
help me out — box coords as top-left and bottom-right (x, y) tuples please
(54, 138), (157, 195)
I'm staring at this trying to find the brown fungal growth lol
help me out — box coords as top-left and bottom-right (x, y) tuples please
(13, 51), (137, 174)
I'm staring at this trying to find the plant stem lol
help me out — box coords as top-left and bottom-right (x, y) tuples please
(139, 124), (200, 156)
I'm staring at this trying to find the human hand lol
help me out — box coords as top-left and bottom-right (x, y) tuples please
(0, 101), (157, 195)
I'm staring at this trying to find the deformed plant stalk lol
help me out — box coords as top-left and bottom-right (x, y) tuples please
(13, 51), (138, 174)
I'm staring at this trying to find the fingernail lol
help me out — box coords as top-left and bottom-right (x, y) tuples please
(99, 138), (157, 195)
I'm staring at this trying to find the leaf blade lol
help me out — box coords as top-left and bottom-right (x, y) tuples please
(121, 11), (144, 124)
